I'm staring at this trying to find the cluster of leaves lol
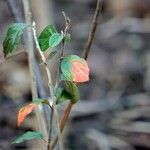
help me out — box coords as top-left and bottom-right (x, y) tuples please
(3, 23), (89, 144)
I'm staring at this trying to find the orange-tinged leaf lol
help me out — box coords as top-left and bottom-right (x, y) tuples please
(61, 55), (90, 83)
(71, 60), (89, 83)
(18, 103), (37, 127)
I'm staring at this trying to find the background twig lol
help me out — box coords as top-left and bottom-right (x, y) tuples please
(6, 0), (23, 22)
(83, 0), (103, 60)
(6, 0), (48, 102)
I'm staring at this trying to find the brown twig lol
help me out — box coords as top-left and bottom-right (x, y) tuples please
(50, 12), (71, 150)
(55, 11), (71, 89)
(50, 13), (71, 150)
(51, 102), (73, 149)
(82, 0), (103, 60)
(51, 1), (103, 149)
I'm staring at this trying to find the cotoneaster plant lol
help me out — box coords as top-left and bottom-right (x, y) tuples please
(2, 0), (102, 149)
(3, 15), (89, 149)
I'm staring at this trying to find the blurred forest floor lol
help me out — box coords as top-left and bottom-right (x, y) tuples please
(0, 0), (150, 150)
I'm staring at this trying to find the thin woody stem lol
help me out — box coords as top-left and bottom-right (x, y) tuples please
(32, 22), (63, 150)
(61, 11), (70, 57)
(51, 1), (103, 149)
(22, 1), (48, 149)
(51, 12), (71, 149)
(51, 102), (73, 150)
(83, 0), (103, 60)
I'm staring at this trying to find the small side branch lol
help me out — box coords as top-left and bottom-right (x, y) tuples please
(52, 1), (103, 149)
(83, 0), (103, 60)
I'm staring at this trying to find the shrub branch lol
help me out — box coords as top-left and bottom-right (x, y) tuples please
(32, 22), (63, 150)
(83, 0), (103, 60)
(51, 0), (103, 149)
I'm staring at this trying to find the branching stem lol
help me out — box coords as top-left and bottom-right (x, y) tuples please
(51, 1), (103, 149)
(32, 22), (63, 150)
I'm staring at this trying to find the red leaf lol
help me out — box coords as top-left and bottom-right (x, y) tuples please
(71, 59), (89, 83)
(18, 103), (37, 127)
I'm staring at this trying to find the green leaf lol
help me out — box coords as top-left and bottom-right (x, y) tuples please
(55, 87), (70, 104)
(12, 131), (43, 144)
(46, 50), (57, 62)
(65, 80), (80, 103)
(61, 59), (73, 81)
(38, 25), (57, 51)
(60, 55), (81, 81)
(56, 81), (80, 104)
(32, 98), (43, 104)
(49, 33), (63, 48)
(63, 33), (71, 43)
(3, 23), (28, 57)
(63, 55), (81, 61)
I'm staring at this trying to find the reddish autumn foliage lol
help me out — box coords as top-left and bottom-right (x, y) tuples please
(18, 103), (37, 127)
(71, 60), (89, 83)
